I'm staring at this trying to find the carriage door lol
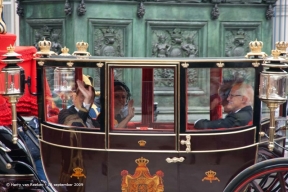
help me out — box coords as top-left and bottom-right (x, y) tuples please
(107, 61), (180, 191)
(178, 62), (258, 192)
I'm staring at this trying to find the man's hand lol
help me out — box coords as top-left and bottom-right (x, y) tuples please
(77, 80), (93, 104)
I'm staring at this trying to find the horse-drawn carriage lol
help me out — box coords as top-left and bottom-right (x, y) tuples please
(0, 39), (288, 192)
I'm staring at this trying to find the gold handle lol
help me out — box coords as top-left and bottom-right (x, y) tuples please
(180, 135), (191, 152)
(259, 132), (265, 137)
(166, 157), (185, 163)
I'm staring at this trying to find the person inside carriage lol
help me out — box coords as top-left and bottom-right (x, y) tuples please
(194, 81), (254, 129)
(91, 80), (135, 128)
(57, 80), (100, 128)
(113, 80), (135, 128)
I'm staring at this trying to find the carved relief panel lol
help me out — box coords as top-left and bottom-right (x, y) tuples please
(225, 28), (251, 57)
(33, 25), (63, 92)
(26, 19), (65, 93)
(147, 21), (208, 114)
(154, 69), (175, 87)
(222, 23), (261, 82)
(94, 27), (124, 57)
(154, 68), (198, 88)
(85, 20), (132, 94)
(89, 19), (132, 57)
(152, 28), (199, 58)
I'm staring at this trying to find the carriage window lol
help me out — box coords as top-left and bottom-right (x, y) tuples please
(187, 68), (255, 131)
(110, 67), (175, 132)
(44, 67), (100, 130)
(261, 102), (281, 121)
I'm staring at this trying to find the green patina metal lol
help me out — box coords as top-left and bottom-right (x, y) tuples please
(19, 0), (275, 56)
(18, 0), (276, 113)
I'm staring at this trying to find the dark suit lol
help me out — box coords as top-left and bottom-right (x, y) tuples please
(58, 105), (99, 127)
(194, 106), (253, 129)
(57, 106), (92, 192)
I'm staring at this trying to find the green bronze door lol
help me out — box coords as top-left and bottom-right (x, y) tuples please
(19, 0), (275, 58)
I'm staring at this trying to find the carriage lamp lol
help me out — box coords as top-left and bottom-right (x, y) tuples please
(0, 45), (24, 144)
(259, 49), (288, 151)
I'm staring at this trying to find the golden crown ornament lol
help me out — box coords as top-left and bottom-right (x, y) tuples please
(271, 49), (281, 59)
(5, 45), (21, 57)
(2, 45), (23, 62)
(249, 39), (263, 53)
(138, 140), (146, 147)
(60, 46), (71, 56)
(245, 39), (267, 59)
(202, 170), (220, 183)
(34, 38), (57, 57)
(70, 167), (86, 179)
(262, 49), (288, 68)
(72, 41), (91, 57)
(275, 41), (288, 55)
(135, 157), (149, 166)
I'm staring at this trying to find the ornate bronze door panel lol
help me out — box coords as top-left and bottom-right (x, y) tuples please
(19, 1), (274, 58)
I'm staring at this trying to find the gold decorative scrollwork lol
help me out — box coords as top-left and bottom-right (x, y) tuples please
(216, 62), (224, 68)
(202, 170), (220, 183)
(138, 140), (146, 147)
(38, 61), (44, 66)
(181, 62), (189, 68)
(96, 62), (104, 68)
(70, 167), (86, 179)
(121, 157), (164, 192)
(252, 62), (260, 67)
(67, 61), (74, 67)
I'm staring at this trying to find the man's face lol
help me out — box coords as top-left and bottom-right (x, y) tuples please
(226, 86), (244, 112)
(75, 91), (85, 108)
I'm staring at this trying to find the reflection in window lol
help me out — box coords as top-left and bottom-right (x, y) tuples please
(113, 80), (135, 128)
(187, 68), (255, 130)
(110, 67), (175, 132)
(44, 67), (100, 130)
(154, 68), (174, 122)
(261, 102), (280, 121)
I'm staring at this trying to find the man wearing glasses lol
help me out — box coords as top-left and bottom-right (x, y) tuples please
(194, 82), (254, 129)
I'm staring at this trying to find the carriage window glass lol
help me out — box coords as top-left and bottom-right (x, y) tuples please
(261, 102), (270, 121)
(261, 102), (281, 121)
(44, 67), (100, 130)
(153, 68), (174, 123)
(187, 67), (255, 131)
(110, 67), (175, 132)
